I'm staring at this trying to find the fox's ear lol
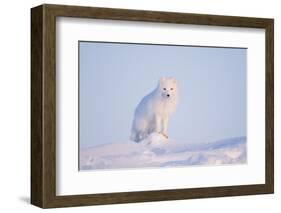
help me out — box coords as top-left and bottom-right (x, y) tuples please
(159, 77), (166, 85)
(160, 77), (166, 82)
(170, 77), (177, 84)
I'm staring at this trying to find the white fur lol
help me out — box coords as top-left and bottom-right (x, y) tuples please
(130, 77), (178, 142)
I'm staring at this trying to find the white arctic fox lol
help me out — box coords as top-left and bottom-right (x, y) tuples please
(130, 77), (178, 142)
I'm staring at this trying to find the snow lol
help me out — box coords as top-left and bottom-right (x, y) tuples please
(80, 133), (246, 170)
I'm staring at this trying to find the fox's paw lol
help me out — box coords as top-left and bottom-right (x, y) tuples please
(159, 132), (168, 139)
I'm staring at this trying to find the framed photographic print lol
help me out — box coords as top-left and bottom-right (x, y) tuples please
(31, 4), (274, 208)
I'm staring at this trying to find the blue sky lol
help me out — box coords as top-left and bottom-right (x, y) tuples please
(79, 42), (246, 148)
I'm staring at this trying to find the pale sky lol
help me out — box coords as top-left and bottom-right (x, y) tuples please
(79, 41), (246, 148)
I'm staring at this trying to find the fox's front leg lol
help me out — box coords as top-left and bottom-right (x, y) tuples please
(155, 115), (162, 133)
(162, 117), (169, 138)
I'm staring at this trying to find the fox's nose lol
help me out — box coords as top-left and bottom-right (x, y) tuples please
(167, 94), (170, 97)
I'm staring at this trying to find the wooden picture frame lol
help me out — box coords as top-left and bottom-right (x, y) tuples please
(31, 4), (274, 208)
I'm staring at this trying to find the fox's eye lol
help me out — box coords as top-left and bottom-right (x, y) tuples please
(163, 88), (166, 90)
(170, 88), (173, 90)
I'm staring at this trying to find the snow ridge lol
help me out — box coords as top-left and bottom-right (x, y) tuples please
(80, 133), (246, 170)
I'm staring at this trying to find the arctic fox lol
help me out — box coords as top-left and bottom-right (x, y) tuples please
(130, 77), (178, 142)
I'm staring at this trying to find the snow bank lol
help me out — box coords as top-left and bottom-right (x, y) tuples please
(80, 133), (246, 170)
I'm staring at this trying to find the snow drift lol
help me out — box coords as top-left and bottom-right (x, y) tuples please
(80, 133), (246, 170)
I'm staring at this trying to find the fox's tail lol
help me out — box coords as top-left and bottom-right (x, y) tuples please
(130, 132), (138, 142)
(130, 130), (142, 143)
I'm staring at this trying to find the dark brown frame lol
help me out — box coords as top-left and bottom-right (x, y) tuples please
(31, 4), (274, 208)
